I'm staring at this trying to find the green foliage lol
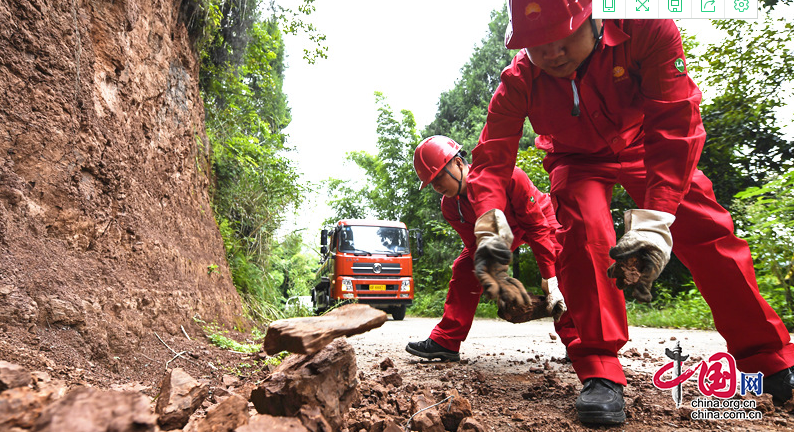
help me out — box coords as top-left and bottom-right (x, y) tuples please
(692, 15), (794, 206)
(197, 320), (263, 353)
(734, 168), (794, 328)
(626, 286), (715, 329)
(197, 1), (327, 322)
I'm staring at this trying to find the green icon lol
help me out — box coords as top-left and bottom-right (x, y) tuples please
(604, 0), (616, 12)
(669, 0), (683, 11)
(636, 0), (649, 11)
(701, 0), (716, 12)
(675, 58), (686, 73)
(734, 0), (750, 11)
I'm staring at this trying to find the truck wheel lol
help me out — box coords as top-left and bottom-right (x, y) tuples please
(391, 305), (406, 321)
(312, 286), (329, 315)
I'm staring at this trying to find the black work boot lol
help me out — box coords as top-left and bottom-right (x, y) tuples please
(763, 366), (794, 404)
(575, 378), (626, 425)
(405, 338), (460, 362)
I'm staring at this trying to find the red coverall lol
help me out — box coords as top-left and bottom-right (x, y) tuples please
(468, 19), (794, 385)
(429, 165), (578, 352)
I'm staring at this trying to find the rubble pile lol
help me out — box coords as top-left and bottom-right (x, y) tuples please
(0, 306), (486, 431)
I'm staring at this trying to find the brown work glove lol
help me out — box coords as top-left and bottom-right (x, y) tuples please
(607, 209), (675, 303)
(474, 209), (533, 317)
(475, 260), (531, 311)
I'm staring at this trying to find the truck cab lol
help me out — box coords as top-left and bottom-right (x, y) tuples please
(313, 219), (423, 320)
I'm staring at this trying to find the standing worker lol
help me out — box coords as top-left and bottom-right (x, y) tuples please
(467, 0), (794, 425)
(406, 135), (576, 362)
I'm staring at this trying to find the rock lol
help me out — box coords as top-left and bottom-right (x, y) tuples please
(441, 389), (472, 431)
(0, 361), (32, 391)
(251, 338), (358, 430)
(457, 417), (486, 432)
(222, 374), (240, 388)
(297, 405), (332, 432)
(185, 394), (248, 432)
(408, 391), (445, 432)
(379, 358), (394, 370)
(756, 393), (775, 414)
(496, 294), (553, 323)
(0, 387), (46, 429)
(32, 387), (157, 432)
(155, 368), (209, 430)
(236, 414), (308, 431)
(264, 304), (388, 355)
(383, 420), (403, 432)
(380, 368), (402, 388)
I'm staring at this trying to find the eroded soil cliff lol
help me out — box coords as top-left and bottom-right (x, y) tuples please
(0, 0), (243, 379)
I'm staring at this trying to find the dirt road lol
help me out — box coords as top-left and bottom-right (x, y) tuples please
(349, 316), (730, 375)
(348, 317), (792, 431)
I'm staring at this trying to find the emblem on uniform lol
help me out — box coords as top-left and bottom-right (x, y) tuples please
(530, 196), (535, 203)
(675, 58), (686, 73)
(613, 66), (625, 78)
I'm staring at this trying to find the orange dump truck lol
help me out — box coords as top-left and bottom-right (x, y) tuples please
(313, 219), (423, 320)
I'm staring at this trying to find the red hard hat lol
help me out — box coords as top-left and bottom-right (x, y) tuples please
(413, 136), (462, 190)
(505, 0), (593, 49)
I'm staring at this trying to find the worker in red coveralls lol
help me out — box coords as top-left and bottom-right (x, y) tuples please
(466, 0), (794, 425)
(406, 135), (577, 362)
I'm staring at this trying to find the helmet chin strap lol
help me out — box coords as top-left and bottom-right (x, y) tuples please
(443, 160), (467, 223)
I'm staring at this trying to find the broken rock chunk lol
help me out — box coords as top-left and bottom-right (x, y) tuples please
(155, 368), (209, 430)
(251, 338), (358, 430)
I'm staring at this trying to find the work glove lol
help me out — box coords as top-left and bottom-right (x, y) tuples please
(607, 209), (675, 303)
(542, 276), (567, 321)
(474, 209), (531, 309)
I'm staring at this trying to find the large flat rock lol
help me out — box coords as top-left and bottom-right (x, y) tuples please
(264, 304), (388, 355)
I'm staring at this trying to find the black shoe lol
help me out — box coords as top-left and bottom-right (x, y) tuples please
(405, 338), (460, 362)
(575, 378), (626, 425)
(763, 366), (794, 404)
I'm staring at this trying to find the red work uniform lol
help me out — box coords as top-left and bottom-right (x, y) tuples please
(429, 166), (577, 352)
(468, 19), (794, 385)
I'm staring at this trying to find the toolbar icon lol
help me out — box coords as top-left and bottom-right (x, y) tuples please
(604, 0), (616, 12)
(701, 0), (716, 12)
(636, 0), (650, 11)
(668, 0), (683, 11)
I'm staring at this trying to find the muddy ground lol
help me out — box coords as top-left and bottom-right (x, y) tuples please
(3, 315), (793, 431)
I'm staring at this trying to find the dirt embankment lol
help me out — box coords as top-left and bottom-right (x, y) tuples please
(0, 0), (242, 382)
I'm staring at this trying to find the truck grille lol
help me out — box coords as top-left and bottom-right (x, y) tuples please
(351, 263), (401, 274)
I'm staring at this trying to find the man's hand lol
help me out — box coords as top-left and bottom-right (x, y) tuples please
(474, 209), (529, 306)
(542, 276), (566, 321)
(607, 209), (675, 303)
(476, 260), (531, 310)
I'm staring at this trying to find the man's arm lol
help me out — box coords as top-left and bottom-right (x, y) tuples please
(468, 56), (531, 218)
(508, 169), (557, 279)
(633, 19), (706, 214)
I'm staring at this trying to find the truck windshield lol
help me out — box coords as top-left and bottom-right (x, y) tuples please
(338, 226), (410, 255)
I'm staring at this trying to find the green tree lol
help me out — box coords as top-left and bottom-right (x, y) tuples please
(692, 15), (794, 206)
(734, 168), (794, 328)
(196, 0), (324, 321)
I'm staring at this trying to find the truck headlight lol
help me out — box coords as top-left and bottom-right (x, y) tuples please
(341, 278), (354, 292)
(343, 293), (354, 299)
(400, 280), (411, 292)
(400, 293), (410, 298)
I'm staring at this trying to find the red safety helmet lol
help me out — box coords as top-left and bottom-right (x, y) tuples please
(413, 136), (462, 190)
(504, 0), (593, 49)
